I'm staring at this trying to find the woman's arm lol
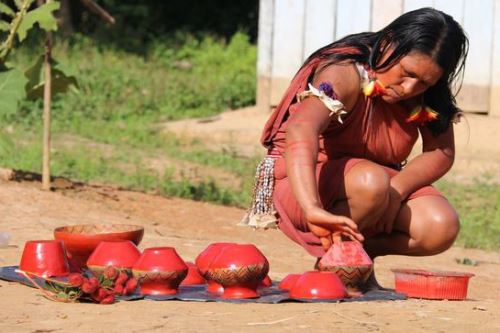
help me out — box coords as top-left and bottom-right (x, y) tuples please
(376, 124), (455, 234)
(285, 64), (364, 244)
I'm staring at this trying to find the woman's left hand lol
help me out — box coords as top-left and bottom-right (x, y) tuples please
(375, 187), (403, 234)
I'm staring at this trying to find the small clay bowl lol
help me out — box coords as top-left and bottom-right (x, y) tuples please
(54, 224), (144, 269)
(392, 268), (475, 300)
(289, 271), (347, 299)
(278, 273), (301, 291)
(195, 242), (236, 294)
(87, 240), (141, 276)
(180, 261), (206, 286)
(19, 240), (70, 277)
(318, 240), (373, 290)
(133, 247), (188, 295)
(206, 244), (269, 299)
(259, 275), (273, 288)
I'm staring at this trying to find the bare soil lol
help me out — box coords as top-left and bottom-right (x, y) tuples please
(1, 108), (500, 332)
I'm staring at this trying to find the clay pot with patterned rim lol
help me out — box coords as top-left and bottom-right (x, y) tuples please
(195, 242), (236, 294)
(180, 261), (206, 286)
(317, 240), (373, 290)
(19, 240), (70, 277)
(86, 240), (141, 277)
(289, 271), (347, 299)
(54, 224), (144, 269)
(133, 247), (188, 295)
(205, 244), (269, 299)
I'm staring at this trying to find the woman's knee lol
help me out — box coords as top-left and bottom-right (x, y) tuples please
(417, 208), (460, 254)
(346, 163), (391, 205)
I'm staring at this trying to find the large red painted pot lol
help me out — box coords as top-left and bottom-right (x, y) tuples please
(54, 224), (144, 269)
(318, 240), (373, 290)
(195, 242), (236, 294)
(205, 244), (269, 299)
(133, 247), (188, 295)
(86, 240), (141, 276)
(19, 240), (70, 277)
(289, 271), (347, 299)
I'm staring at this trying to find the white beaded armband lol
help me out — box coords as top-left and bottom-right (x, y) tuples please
(296, 83), (347, 123)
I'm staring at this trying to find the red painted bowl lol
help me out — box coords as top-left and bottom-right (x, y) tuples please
(259, 275), (273, 288)
(19, 240), (70, 277)
(278, 273), (301, 291)
(392, 268), (475, 300)
(289, 271), (348, 299)
(195, 242), (236, 294)
(87, 240), (141, 276)
(318, 240), (373, 289)
(180, 261), (206, 286)
(133, 247), (188, 295)
(54, 224), (144, 269)
(206, 244), (269, 299)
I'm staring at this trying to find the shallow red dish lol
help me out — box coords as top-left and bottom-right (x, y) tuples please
(87, 240), (141, 276)
(133, 247), (188, 295)
(289, 271), (347, 299)
(392, 268), (474, 300)
(180, 261), (206, 286)
(54, 224), (144, 269)
(278, 273), (301, 291)
(19, 240), (70, 277)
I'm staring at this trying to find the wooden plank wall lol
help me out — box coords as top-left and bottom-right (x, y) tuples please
(257, 0), (499, 116)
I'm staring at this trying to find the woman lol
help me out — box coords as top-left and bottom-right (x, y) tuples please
(242, 7), (469, 286)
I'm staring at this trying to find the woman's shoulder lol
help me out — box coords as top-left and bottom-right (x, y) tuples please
(312, 61), (362, 111)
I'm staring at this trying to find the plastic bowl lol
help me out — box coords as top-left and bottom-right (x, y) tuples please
(54, 224), (144, 268)
(19, 240), (70, 277)
(392, 268), (474, 300)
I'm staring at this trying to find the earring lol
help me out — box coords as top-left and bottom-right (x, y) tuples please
(406, 104), (439, 124)
(361, 67), (387, 97)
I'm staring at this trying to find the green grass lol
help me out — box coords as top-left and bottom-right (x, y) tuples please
(436, 180), (500, 250)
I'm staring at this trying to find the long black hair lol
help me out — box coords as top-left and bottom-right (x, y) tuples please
(303, 7), (469, 136)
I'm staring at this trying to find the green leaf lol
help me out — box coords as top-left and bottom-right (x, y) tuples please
(0, 67), (27, 116)
(0, 20), (10, 32)
(17, 1), (60, 42)
(25, 56), (78, 100)
(0, 3), (15, 17)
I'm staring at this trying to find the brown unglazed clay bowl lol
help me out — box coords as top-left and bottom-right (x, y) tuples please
(206, 244), (269, 299)
(54, 224), (144, 269)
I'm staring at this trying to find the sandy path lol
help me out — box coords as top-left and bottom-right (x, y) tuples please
(0, 180), (499, 332)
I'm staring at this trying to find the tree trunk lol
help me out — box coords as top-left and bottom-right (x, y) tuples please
(57, 0), (74, 36)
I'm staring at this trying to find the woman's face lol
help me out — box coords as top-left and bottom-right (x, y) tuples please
(374, 51), (443, 104)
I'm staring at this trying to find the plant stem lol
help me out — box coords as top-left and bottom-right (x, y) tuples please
(0, 0), (35, 64)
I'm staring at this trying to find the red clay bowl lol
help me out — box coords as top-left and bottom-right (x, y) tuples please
(206, 244), (269, 299)
(54, 224), (144, 269)
(318, 241), (373, 289)
(392, 268), (475, 300)
(87, 240), (141, 276)
(133, 247), (188, 295)
(195, 242), (236, 294)
(289, 271), (348, 299)
(180, 262), (206, 286)
(19, 240), (70, 277)
(278, 273), (301, 291)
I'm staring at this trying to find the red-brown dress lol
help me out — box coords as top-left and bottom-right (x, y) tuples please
(263, 62), (442, 258)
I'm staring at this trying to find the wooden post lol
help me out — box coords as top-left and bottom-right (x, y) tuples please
(41, 30), (53, 190)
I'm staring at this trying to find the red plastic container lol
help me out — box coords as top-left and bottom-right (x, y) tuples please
(392, 268), (474, 300)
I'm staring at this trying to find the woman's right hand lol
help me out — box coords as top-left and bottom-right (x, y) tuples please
(305, 206), (364, 250)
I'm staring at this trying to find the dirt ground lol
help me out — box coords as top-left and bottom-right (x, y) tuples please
(0, 179), (499, 333)
(1, 108), (500, 332)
